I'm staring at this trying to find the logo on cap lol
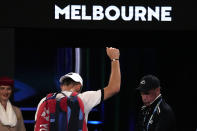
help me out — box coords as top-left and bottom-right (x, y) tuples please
(140, 80), (145, 85)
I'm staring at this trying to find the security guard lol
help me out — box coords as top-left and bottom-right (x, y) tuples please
(135, 74), (176, 131)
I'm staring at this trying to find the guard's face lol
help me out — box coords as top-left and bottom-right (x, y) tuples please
(140, 88), (158, 106)
(0, 85), (12, 102)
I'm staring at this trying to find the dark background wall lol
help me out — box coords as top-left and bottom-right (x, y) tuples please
(0, 28), (15, 78)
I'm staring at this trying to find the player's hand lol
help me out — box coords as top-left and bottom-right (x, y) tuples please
(106, 47), (120, 60)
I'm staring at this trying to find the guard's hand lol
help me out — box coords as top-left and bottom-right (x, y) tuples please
(106, 47), (120, 60)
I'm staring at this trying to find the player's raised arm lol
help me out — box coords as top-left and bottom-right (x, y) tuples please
(104, 47), (121, 100)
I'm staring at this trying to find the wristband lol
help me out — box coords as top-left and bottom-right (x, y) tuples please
(111, 58), (119, 61)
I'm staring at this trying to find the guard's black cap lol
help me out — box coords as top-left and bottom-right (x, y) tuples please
(136, 74), (160, 92)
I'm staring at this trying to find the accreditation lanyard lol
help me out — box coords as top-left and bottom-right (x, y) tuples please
(145, 98), (162, 131)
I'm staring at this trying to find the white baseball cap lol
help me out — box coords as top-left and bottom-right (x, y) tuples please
(59, 72), (83, 86)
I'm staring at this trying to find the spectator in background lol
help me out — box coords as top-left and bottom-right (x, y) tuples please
(0, 76), (26, 131)
(135, 74), (176, 131)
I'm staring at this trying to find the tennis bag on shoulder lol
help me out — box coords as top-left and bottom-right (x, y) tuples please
(34, 92), (87, 131)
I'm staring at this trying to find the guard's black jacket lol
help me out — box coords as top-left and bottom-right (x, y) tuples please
(135, 95), (176, 131)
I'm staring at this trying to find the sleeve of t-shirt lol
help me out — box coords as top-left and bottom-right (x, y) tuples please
(79, 89), (104, 114)
(34, 97), (46, 121)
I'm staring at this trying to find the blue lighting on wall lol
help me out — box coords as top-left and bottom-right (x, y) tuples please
(14, 80), (36, 102)
(88, 121), (103, 125)
(24, 119), (102, 125)
(55, 48), (81, 90)
(24, 120), (35, 124)
(20, 107), (37, 111)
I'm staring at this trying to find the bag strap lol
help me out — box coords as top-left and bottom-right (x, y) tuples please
(59, 91), (79, 98)
(70, 92), (78, 97)
(46, 92), (58, 100)
(47, 92), (68, 131)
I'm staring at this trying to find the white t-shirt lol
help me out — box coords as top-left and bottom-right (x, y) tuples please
(35, 89), (102, 123)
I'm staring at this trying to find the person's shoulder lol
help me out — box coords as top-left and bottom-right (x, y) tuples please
(79, 89), (101, 95)
(159, 100), (176, 122)
(160, 100), (174, 114)
(12, 105), (20, 111)
(78, 90), (102, 102)
(12, 105), (23, 116)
